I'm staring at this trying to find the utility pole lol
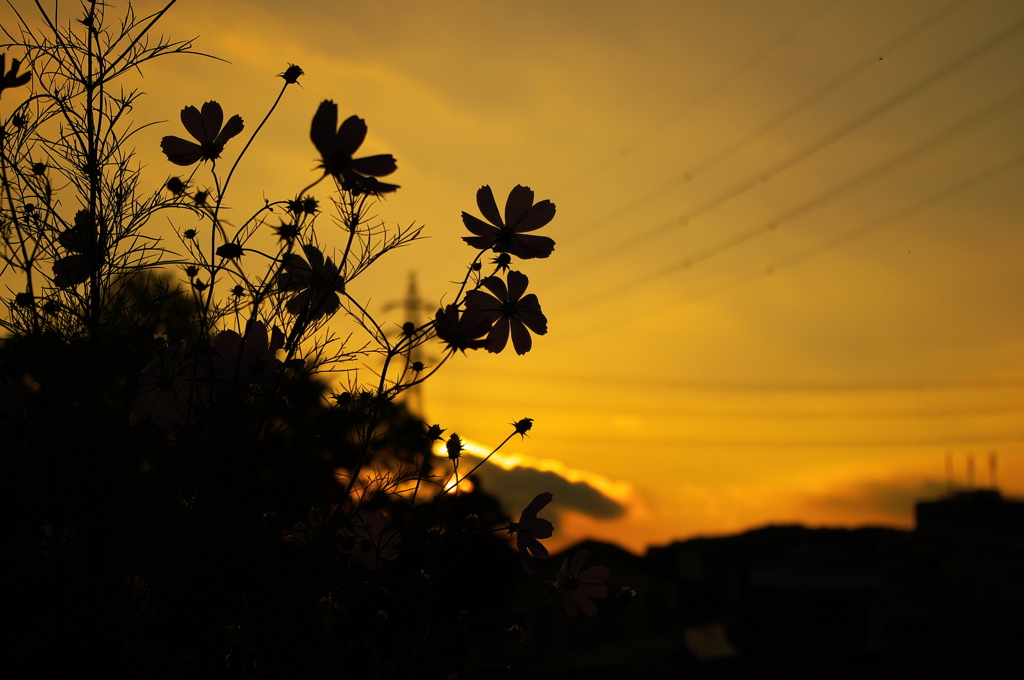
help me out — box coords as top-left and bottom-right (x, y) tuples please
(382, 272), (431, 417)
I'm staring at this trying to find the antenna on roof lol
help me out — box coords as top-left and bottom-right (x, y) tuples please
(990, 451), (998, 490)
(967, 453), (975, 490)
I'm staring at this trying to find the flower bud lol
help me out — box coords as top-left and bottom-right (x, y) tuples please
(166, 177), (186, 195)
(446, 433), (463, 460)
(512, 417), (534, 437)
(281, 64), (304, 84)
(216, 242), (243, 259)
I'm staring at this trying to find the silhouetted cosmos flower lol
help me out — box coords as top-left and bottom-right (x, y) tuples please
(511, 492), (553, 574)
(310, 100), (398, 195)
(213, 319), (303, 387)
(462, 185), (555, 259)
(131, 342), (209, 428)
(340, 510), (401, 571)
(465, 270), (547, 355)
(554, 550), (610, 618)
(0, 53), (31, 97)
(279, 244), (344, 319)
(53, 210), (97, 288)
(433, 303), (492, 353)
(160, 101), (244, 166)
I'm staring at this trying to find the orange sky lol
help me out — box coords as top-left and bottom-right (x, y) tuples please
(5, 0), (1024, 553)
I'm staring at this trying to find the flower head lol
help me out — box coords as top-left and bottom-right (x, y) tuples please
(554, 550), (610, 618)
(462, 185), (555, 259)
(340, 510), (401, 571)
(160, 101), (244, 166)
(465, 271), (547, 355)
(213, 319), (304, 387)
(425, 423), (446, 441)
(215, 242), (243, 260)
(0, 53), (32, 97)
(131, 342), (209, 428)
(445, 433), (464, 460)
(512, 417), (534, 437)
(310, 101), (398, 195)
(433, 303), (493, 353)
(280, 64), (304, 84)
(511, 492), (553, 574)
(53, 210), (98, 288)
(279, 244), (344, 319)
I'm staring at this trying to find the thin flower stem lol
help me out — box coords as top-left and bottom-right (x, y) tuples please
(220, 80), (290, 201)
(437, 430), (517, 500)
(452, 250), (486, 303)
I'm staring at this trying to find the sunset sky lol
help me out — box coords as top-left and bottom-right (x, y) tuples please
(7, 0), (1024, 553)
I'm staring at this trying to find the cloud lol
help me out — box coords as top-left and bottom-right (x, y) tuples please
(439, 439), (633, 520)
(805, 477), (949, 523)
(474, 464), (626, 520)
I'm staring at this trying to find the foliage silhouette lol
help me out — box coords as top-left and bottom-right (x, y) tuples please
(0, 2), (624, 678)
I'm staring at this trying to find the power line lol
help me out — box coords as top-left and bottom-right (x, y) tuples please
(548, 138), (1024, 345)
(554, 81), (1024, 316)
(437, 366), (1024, 393)
(556, 11), (1024, 273)
(428, 388), (1024, 420)
(552, 0), (843, 200)
(556, 0), (969, 245)
(516, 430), (1024, 450)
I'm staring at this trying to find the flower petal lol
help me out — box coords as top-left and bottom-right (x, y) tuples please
(199, 101), (224, 142)
(214, 114), (244, 147)
(269, 326), (287, 353)
(571, 550), (591, 575)
(279, 253), (313, 290)
(517, 295), (548, 335)
(525, 537), (548, 560)
(529, 517), (553, 539)
(565, 594), (582, 618)
(579, 566), (610, 585)
(575, 593), (599, 617)
(504, 185), (534, 228)
(243, 319), (270, 358)
(311, 100), (338, 157)
(476, 185), (503, 227)
(510, 320), (533, 355)
(214, 328), (243, 359)
(179, 105), (205, 141)
(350, 154), (397, 177)
(525, 492), (553, 515)
(337, 115), (368, 155)
(485, 318), (510, 354)
(301, 244), (326, 272)
(579, 582), (609, 600)
(515, 200), (556, 233)
(465, 290), (502, 323)
(507, 234), (555, 259)
(506, 270), (529, 301)
(462, 213), (499, 238)
(462, 234), (497, 250)
(286, 289), (340, 319)
(160, 136), (204, 166)
(481, 275), (508, 301)
(52, 254), (93, 287)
